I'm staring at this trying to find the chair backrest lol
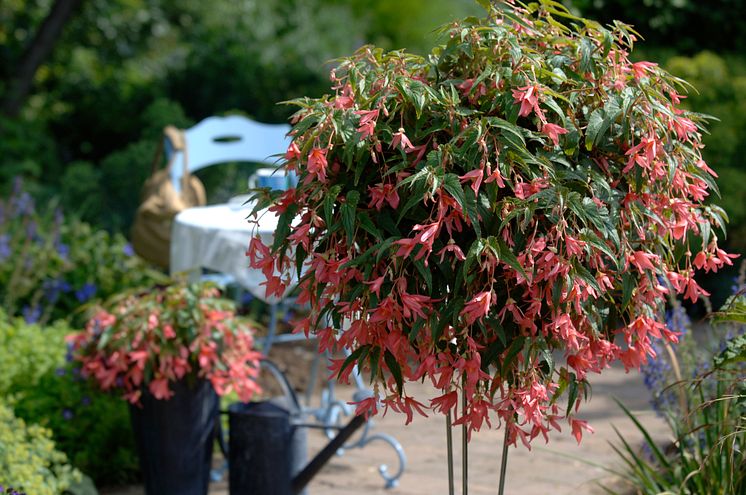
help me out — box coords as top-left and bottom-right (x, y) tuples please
(166, 115), (292, 193)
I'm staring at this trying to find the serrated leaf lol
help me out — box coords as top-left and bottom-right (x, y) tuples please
(358, 212), (383, 240)
(567, 372), (579, 412)
(384, 350), (404, 394)
(486, 117), (526, 146)
(495, 238), (527, 278)
(585, 109), (605, 151)
(501, 336), (526, 376)
(338, 345), (367, 380)
(621, 272), (635, 310)
(368, 346), (381, 384)
(341, 202), (356, 244)
(272, 204), (298, 250)
(295, 244), (307, 278)
(413, 258), (433, 293)
(323, 185), (342, 224)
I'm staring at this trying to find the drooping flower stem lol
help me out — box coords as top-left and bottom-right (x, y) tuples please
(446, 410), (454, 495)
(462, 378), (468, 495)
(498, 424), (510, 495)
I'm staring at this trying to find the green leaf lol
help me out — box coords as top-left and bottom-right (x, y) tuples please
(384, 350), (404, 394)
(713, 296), (746, 325)
(501, 336), (526, 376)
(621, 272), (635, 310)
(495, 238), (528, 278)
(408, 317), (426, 342)
(614, 398), (672, 470)
(486, 116), (526, 146)
(368, 346), (381, 384)
(585, 98), (621, 151)
(462, 187), (482, 239)
(337, 345), (367, 380)
(323, 185), (342, 225)
(713, 332), (746, 368)
(272, 204), (298, 250)
(375, 237), (397, 264)
(295, 244), (307, 278)
(358, 212), (383, 240)
(341, 203), (356, 245)
(413, 258), (433, 293)
(443, 173), (466, 208)
(585, 109), (605, 151)
(567, 372), (578, 412)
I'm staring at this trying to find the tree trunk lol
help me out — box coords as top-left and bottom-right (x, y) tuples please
(1, 0), (83, 117)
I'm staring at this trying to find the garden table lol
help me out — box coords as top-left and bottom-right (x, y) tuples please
(170, 196), (286, 302)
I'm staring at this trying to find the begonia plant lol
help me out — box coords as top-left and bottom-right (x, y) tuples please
(248, 0), (735, 450)
(68, 281), (262, 405)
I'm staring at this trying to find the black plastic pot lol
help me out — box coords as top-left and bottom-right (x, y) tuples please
(228, 399), (308, 495)
(129, 378), (219, 495)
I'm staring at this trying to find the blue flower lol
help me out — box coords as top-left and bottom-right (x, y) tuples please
(56, 242), (70, 260)
(75, 282), (97, 303)
(123, 243), (135, 257)
(55, 367), (67, 377)
(43, 278), (72, 303)
(25, 219), (37, 240)
(81, 396), (91, 406)
(22, 304), (41, 324)
(62, 409), (74, 421)
(13, 191), (34, 215)
(0, 234), (10, 261)
(65, 342), (75, 363)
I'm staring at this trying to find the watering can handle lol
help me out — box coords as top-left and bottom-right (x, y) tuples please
(261, 359), (302, 413)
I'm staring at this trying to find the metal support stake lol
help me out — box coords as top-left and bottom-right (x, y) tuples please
(446, 410), (454, 495)
(461, 378), (468, 495)
(498, 424), (510, 495)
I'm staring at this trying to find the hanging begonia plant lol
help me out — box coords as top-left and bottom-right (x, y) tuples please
(248, 0), (735, 449)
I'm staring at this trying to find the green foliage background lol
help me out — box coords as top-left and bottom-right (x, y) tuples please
(0, 0), (480, 234)
(0, 310), (141, 487)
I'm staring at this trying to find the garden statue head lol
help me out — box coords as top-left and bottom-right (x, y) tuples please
(248, 0), (735, 448)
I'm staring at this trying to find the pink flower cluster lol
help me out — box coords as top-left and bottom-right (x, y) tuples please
(248, 3), (735, 448)
(68, 283), (262, 405)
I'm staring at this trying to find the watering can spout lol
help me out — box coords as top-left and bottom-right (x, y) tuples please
(291, 414), (366, 494)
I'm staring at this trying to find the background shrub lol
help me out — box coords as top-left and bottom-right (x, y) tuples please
(0, 178), (166, 325)
(14, 366), (141, 487)
(0, 310), (69, 398)
(0, 403), (82, 495)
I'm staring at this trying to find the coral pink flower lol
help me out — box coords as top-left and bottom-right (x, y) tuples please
(461, 291), (492, 325)
(512, 84), (540, 117)
(368, 182), (400, 210)
(285, 142), (301, 161)
(149, 377), (173, 400)
(631, 61), (657, 81)
(307, 147), (329, 182)
(391, 128), (416, 152)
(541, 123), (568, 146)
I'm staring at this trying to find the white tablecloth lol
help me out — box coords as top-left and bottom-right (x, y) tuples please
(170, 198), (283, 302)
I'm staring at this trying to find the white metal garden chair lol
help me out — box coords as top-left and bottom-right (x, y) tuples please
(166, 114), (291, 194)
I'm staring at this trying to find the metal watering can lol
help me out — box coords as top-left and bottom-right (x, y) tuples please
(225, 360), (367, 495)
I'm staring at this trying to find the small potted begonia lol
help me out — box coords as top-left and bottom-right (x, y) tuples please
(67, 280), (262, 495)
(248, 0), (736, 492)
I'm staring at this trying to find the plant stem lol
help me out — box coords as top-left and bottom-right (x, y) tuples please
(446, 410), (454, 495)
(498, 423), (510, 495)
(462, 379), (468, 495)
